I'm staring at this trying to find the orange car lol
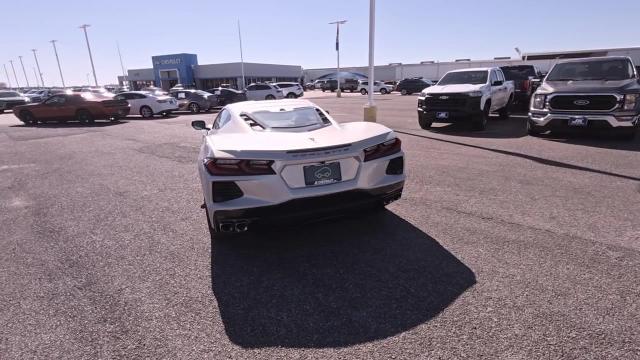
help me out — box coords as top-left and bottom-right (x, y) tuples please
(13, 93), (130, 125)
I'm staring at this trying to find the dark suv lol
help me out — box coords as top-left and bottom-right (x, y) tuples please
(396, 78), (432, 95)
(528, 56), (640, 139)
(321, 78), (359, 92)
(500, 65), (544, 108)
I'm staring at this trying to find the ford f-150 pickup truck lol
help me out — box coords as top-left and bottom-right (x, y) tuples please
(417, 67), (514, 131)
(528, 56), (639, 140)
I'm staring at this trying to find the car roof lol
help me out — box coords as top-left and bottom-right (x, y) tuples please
(449, 67), (493, 73)
(556, 56), (631, 64)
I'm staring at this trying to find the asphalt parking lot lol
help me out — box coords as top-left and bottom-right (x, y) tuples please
(1, 91), (639, 359)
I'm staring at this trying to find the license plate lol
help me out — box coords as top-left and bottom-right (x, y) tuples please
(303, 162), (342, 186)
(436, 112), (449, 119)
(568, 117), (588, 127)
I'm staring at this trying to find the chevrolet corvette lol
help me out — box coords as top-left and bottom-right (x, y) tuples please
(191, 99), (405, 234)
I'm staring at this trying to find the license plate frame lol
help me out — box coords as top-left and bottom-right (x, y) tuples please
(303, 162), (342, 186)
(568, 116), (588, 127)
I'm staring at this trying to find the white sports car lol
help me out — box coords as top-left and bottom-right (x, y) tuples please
(191, 99), (405, 234)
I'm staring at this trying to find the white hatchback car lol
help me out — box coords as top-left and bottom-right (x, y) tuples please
(357, 80), (393, 95)
(191, 99), (405, 235)
(114, 91), (179, 118)
(244, 83), (284, 101)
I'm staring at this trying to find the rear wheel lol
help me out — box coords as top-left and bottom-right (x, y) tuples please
(360, 89), (367, 95)
(286, 93), (296, 99)
(265, 94), (276, 100)
(380, 88), (388, 95)
(189, 102), (201, 113)
(140, 105), (153, 118)
(20, 110), (37, 126)
(76, 109), (93, 124)
(401, 89), (408, 95)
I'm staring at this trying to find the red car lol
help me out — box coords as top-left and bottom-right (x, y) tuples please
(13, 93), (130, 125)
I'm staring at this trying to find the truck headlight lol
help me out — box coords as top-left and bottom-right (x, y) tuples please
(419, 91), (429, 97)
(623, 94), (638, 111)
(531, 94), (546, 110)
(467, 91), (483, 97)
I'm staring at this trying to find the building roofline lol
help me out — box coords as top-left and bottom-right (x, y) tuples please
(522, 46), (640, 57)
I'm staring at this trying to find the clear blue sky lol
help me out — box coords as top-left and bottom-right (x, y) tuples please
(2, 0), (639, 86)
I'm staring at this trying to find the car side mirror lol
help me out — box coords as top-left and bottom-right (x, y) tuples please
(492, 80), (503, 86)
(191, 120), (209, 131)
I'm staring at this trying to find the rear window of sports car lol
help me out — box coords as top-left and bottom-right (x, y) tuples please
(249, 107), (328, 129)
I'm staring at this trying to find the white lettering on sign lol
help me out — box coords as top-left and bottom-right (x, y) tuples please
(154, 58), (183, 66)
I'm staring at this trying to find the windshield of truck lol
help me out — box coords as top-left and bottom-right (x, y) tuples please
(438, 71), (488, 85)
(502, 66), (537, 80)
(547, 59), (634, 81)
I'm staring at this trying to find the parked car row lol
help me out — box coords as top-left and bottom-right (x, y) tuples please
(415, 56), (639, 139)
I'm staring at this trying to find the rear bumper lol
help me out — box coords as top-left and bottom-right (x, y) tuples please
(528, 111), (640, 129)
(213, 181), (404, 230)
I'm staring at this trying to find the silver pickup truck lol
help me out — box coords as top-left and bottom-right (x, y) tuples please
(417, 67), (514, 131)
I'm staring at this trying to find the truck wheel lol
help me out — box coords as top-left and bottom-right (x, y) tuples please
(360, 89), (367, 95)
(472, 103), (490, 131)
(418, 116), (432, 130)
(499, 96), (512, 120)
(76, 109), (93, 124)
(526, 120), (544, 136)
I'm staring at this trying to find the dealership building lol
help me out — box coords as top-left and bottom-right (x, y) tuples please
(118, 53), (302, 91)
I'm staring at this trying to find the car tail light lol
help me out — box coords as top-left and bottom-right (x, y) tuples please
(204, 159), (275, 176)
(363, 138), (402, 162)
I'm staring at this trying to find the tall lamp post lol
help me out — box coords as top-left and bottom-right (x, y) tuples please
(363, 0), (377, 122)
(31, 49), (44, 87)
(9, 60), (19, 88)
(79, 24), (98, 86)
(32, 67), (39, 87)
(237, 20), (246, 90)
(329, 20), (347, 98)
(3, 64), (12, 88)
(18, 56), (30, 88)
(50, 40), (65, 87)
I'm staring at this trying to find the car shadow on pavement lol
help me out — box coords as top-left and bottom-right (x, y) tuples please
(428, 115), (528, 139)
(9, 121), (127, 128)
(210, 209), (476, 348)
(536, 132), (640, 152)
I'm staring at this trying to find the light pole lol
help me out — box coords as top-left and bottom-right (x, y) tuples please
(9, 60), (19, 88)
(329, 20), (346, 98)
(237, 20), (245, 90)
(3, 64), (12, 88)
(31, 49), (44, 87)
(32, 67), (40, 87)
(79, 24), (98, 86)
(86, 73), (90, 86)
(363, 0), (377, 122)
(18, 56), (30, 88)
(50, 40), (65, 87)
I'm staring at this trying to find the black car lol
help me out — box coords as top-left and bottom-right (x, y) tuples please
(0, 91), (29, 113)
(206, 88), (247, 106)
(320, 78), (359, 92)
(500, 65), (544, 108)
(396, 78), (432, 95)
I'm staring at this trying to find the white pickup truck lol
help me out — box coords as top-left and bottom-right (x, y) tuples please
(417, 67), (514, 130)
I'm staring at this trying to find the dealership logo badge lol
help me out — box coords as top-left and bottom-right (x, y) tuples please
(314, 167), (332, 179)
(573, 99), (590, 106)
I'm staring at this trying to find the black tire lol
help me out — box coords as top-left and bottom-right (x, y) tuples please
(286, 93), (296, 99)
(265, 94), (276, 100)
(140, 105), (154, 119)
(380, 88), (388, 95)
(401, 89), (408, 95)
(20, 110), (37, 126)
(526, 120), (544, 136)
(322, 89), (326, 92)
(499, 96), (512, 120)
(418, 116), (432, 130)
(472, 103), (490, 131)
(188, 102), (201, 113)
(76, 109), (93, 124)
(360, 89), (367, 95)
(349, 89), (354, 93)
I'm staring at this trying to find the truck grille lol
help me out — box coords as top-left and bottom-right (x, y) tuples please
(423, 95), (467, 109)
(549, 94), (619, 112)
